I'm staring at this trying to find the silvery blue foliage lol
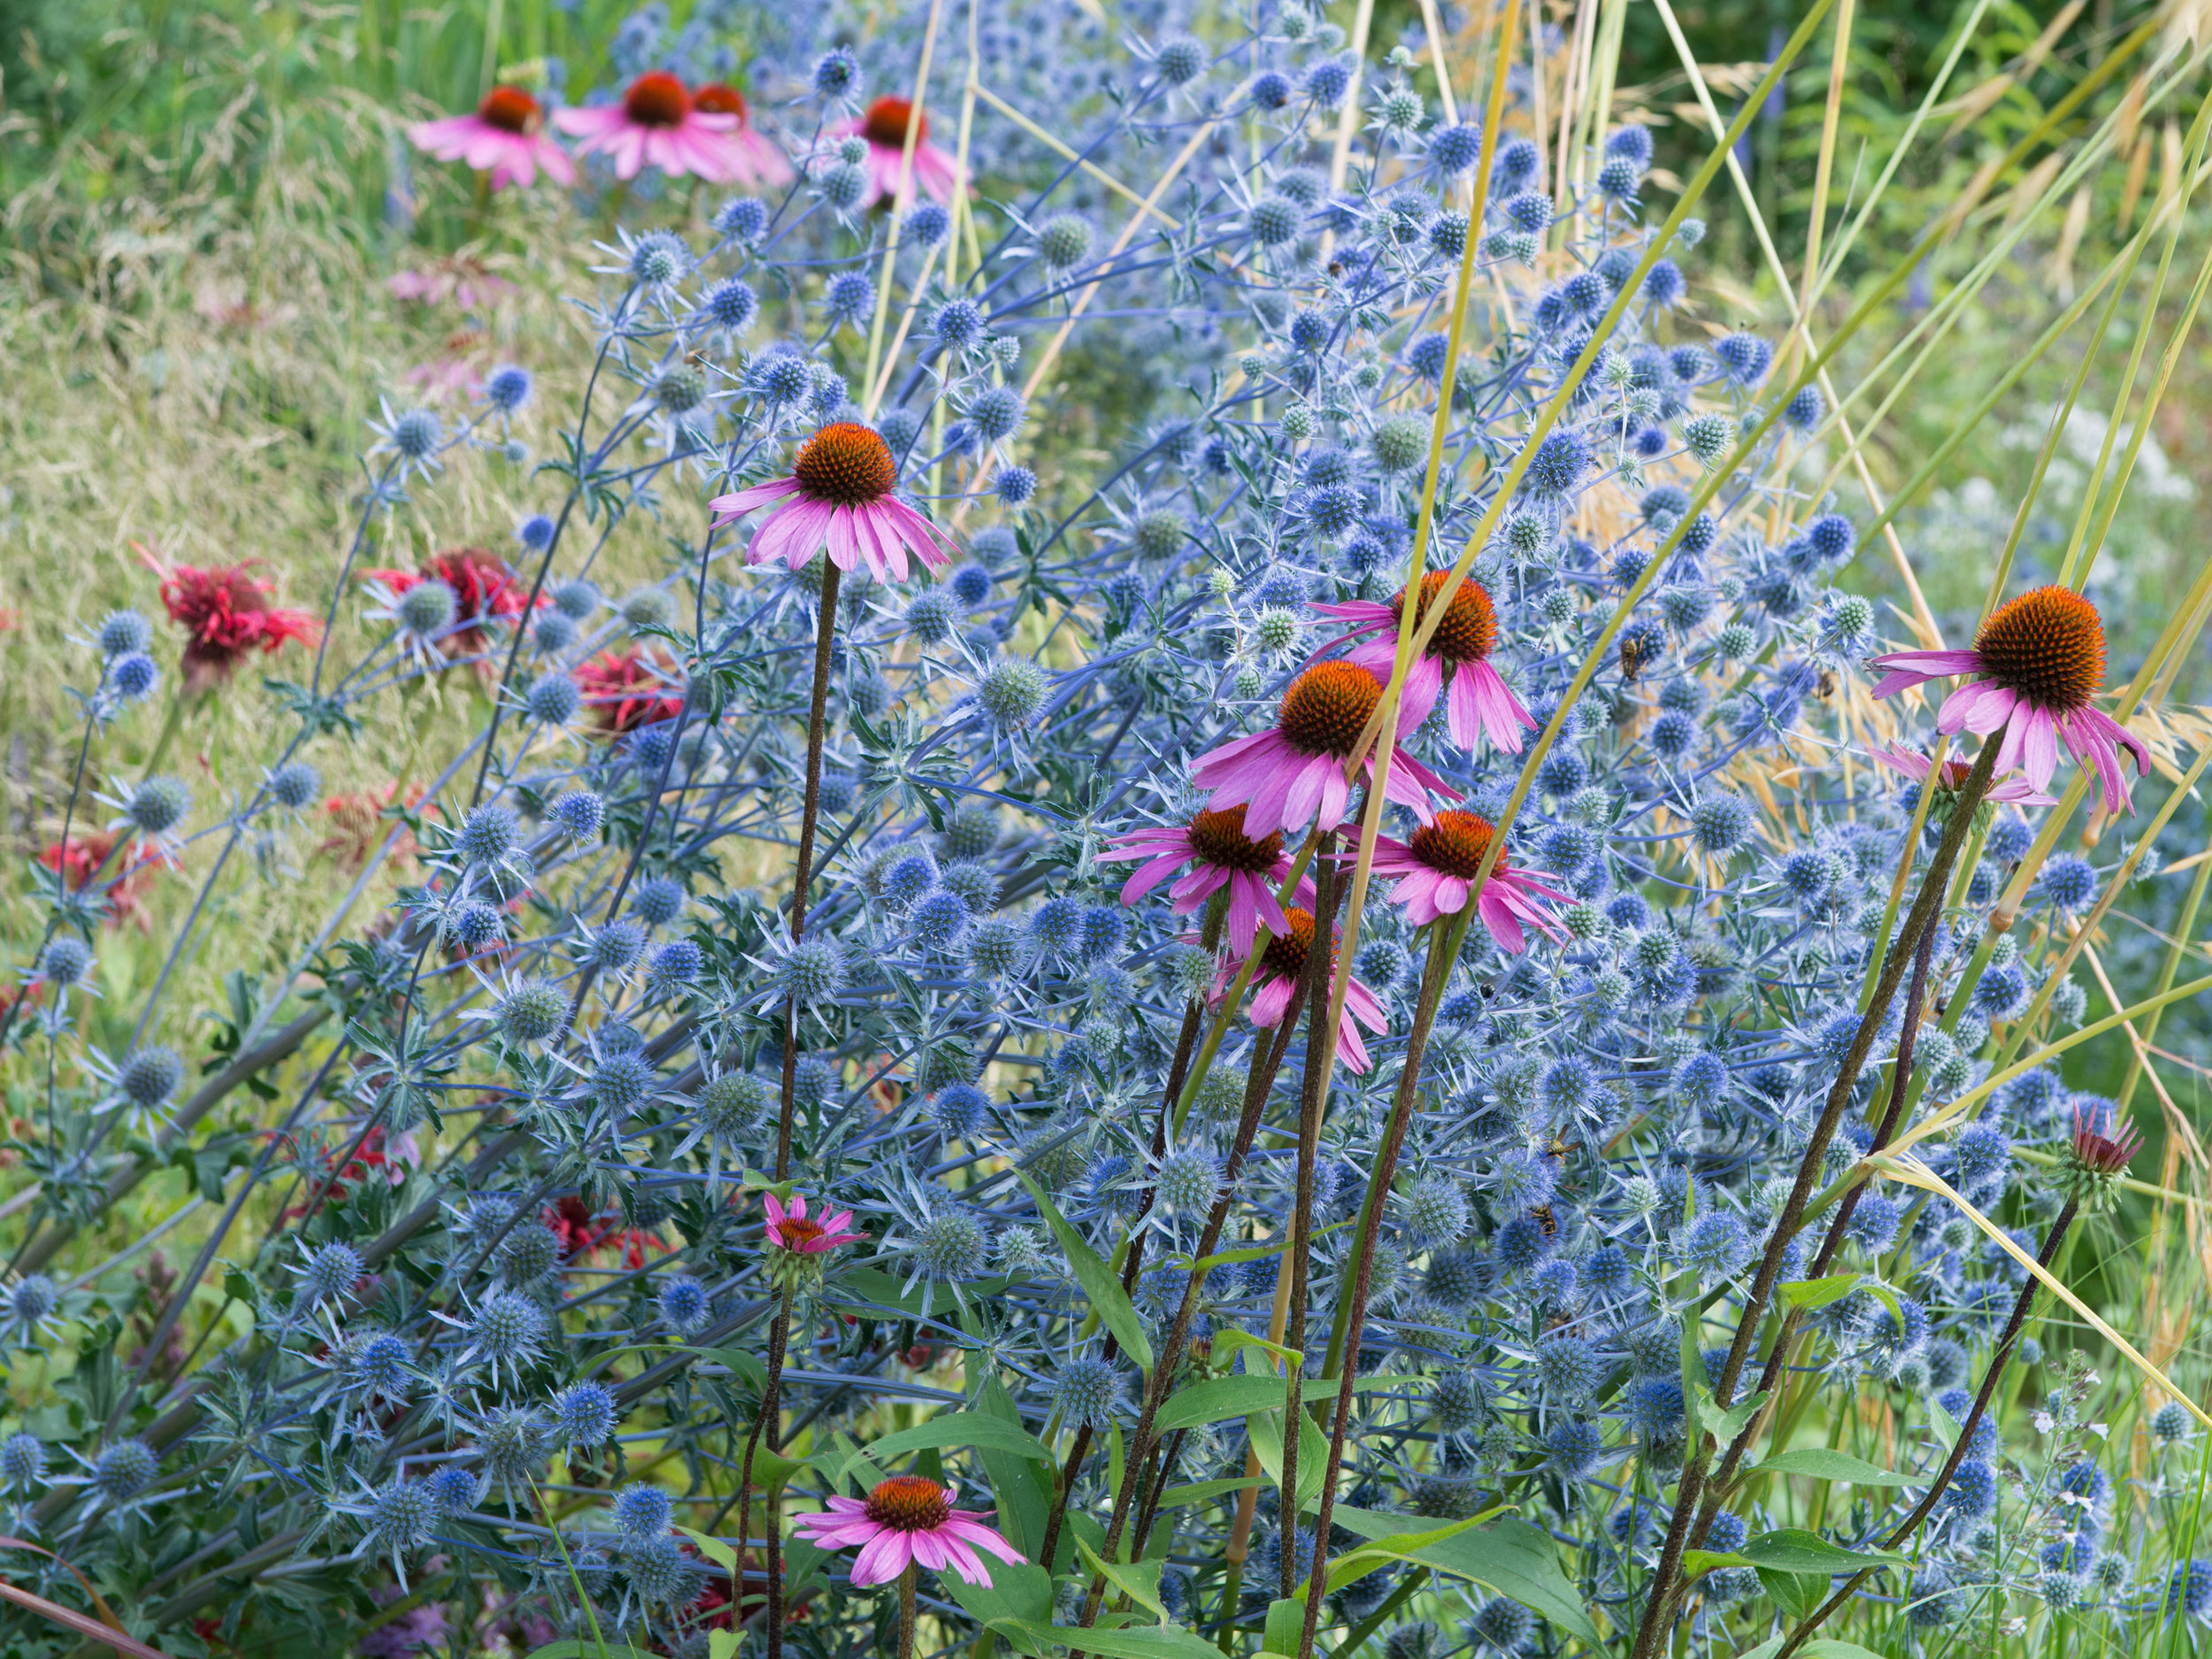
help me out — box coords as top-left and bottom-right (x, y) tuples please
(1, 4), (2202, 1654)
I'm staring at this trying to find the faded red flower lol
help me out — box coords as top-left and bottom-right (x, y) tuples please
(40, 830), (160, 929)
(319, 783), (427, 869)
(141, 546), (320, 694)
(544, 1195), (670, 1269)
(358, 547), (539, 661)
(577, 648), (685, 734)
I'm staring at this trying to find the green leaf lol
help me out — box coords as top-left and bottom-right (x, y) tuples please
(1800, 1641), (1890, 1659)
(1154, 1374), (1389, 1433)
(1752, 1448), (1911, 1486)
(1000, 1621), (1225, 1659)
(833, 1410), (1051, 1489)
(524, 1644), (659, 1659)
(1077, 1539), (1170, 1625)
(1263, 1599), (1303, 1656)
(1739, 1528), (1902, 1574)
(1246, 1405), (1330, 1515)
(1016, 1174), (1154, 1373)
(708, 1633), (740, 1659)
(1331, 1509), (1601, 1646)
(1775, 1274), (1862, 1311)
(1156, 1476), (1265, 1509)
(1755, 1566), (1829, 1618)
(1316, 1512), (1502, 1600)
(830, 1265), (1022, 1320)
(693, 1345), (766, 1393)
(946, 1563), (1056, 1655)
(973, 1376), (1056, 1568)
(674, 1527), (736, 1574)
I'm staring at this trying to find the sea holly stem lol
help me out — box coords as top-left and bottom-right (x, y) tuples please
(1298, 905), (1471, 1659)
(1628, 731), (2000, 1659)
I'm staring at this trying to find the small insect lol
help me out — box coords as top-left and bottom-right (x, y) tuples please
(1527, 1204), (1558, 1238)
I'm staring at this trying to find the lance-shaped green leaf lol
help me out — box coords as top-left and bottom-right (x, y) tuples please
(1016, 1171), (1154, 1373)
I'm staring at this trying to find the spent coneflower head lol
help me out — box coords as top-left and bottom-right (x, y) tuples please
(1310, 570), (1536, 754)
(408, 87), (576, 191)
(707, 422), (956, 586)
(1869, 586), (2149, 812)
(1188, 660), (1456, 840)
(2059, 1102), (2143, 1212)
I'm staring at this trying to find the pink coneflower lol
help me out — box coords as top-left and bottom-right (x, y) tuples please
(1097, 805), (1317, 955)
(790, 1475), (1024, 1586)
(707, 422), (956, 585)
(1866, 743), (2056, 808)
(764, 1189), (863, 1256)
(1370, 810), (1571, 951)
(692, 83), (795, 187)
(830, 97), (962, 205)
(555, 73), (764, 184)
(1189, 660), (1456, 841)
(1311, 570), (1536, 753)
(1869, 587), (2148, 812)
(1218, 907), (1389, 1074)
(408, 87), (576, 191)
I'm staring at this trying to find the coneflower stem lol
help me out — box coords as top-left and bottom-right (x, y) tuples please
(779, 558), (844, 1181)
(1773, 1198), (2078, 1659)
(752, 562), (841, 1659)
(1036, 916), (1224, 1576)
(1669, 913), (1947, 1592)
(1629, 732), (2000, 1659)
(897, 1561), (918, 1659)
(1073, 1000), (1312, 1640)
(1299, 907), (1469, 1659)
(1280, 833), (1339, 1597)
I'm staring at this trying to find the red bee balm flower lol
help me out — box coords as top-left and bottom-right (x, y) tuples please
(1098, 805), (1317, 956)
(790, 1476), (1023, 1586)
(555, 73), (789, 186)
(359, 548), (539, 659)
(142, 550), (319, 694)
(1189, 660), (1457, 840)
(1311, 570), (1537, 753)
(828, 97), (964, 205)
(408, 86), (576, 190)
(1869, 586), (2149, 812)
(707, 422), (956, 586)
(1371, 810), (1571, 950)
(575, 649), (685, 735)
(1217, 907), (1390, 1073)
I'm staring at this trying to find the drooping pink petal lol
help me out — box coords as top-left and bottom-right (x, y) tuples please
(849, 1526), (913, 1586)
